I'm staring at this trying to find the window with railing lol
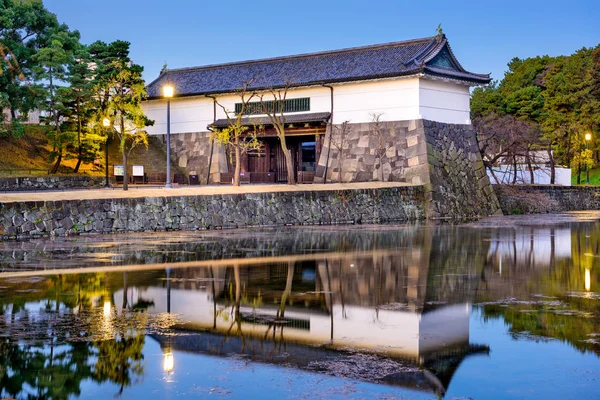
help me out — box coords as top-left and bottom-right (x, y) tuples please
(235, 97), (310, 115)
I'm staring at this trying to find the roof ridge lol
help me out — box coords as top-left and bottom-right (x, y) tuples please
(163, 36), (437, 74)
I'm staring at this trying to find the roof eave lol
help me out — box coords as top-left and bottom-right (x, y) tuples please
(145, 70), (427, 100)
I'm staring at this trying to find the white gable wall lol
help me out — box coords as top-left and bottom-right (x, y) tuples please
(419, 79), (472, 125)
(142, 76), (472, 135)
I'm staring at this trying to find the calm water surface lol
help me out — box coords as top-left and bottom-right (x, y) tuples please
(1, 213), (599, 399)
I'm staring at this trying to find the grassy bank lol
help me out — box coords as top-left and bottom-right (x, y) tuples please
(0, 125), (181, 178)
(571, 167), (600, 186)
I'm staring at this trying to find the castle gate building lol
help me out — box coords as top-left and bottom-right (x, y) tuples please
(142, 34), (501, 218)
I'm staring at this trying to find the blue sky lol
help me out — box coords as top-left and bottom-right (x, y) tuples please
(45, 0), (599, 84)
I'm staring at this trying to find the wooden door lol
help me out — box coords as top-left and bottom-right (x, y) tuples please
(275, 143), (288, 182)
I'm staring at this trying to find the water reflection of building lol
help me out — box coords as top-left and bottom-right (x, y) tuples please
(113, 249), (489, 396)
(487, 227), (572, 270)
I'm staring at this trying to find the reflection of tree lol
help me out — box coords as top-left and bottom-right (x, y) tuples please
(0, 339), (94, 400)
(92, 334), (145, 396)
(0, 271), (151, 399)
(479, 222), (600, 355)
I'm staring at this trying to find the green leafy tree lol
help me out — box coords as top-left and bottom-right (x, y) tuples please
(61, 45), (103, 172)
(543, 47), (600, 182)
(32, 27), (80, 173)
(90, 40), (153, 190)
(0, 0), (59, 136)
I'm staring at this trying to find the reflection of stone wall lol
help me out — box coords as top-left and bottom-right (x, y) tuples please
(0, 186), (424, 240)
(314, 119), (501, 218)
(156, 132), (227, 184)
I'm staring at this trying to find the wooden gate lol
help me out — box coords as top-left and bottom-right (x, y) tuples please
(274, 143), (289, 183)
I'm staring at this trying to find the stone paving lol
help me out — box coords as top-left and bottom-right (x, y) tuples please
(0, 182), (414, 204)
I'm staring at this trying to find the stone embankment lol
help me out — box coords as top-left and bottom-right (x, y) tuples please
(494, 185), (600, 214)
(0, 186), (424, 240)
(0, 176), (106, 191)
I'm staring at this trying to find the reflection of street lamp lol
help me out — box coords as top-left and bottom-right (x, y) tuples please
(163, 350), (174, 374)
(585, 133), (592, 185)
(103, 301), (111, 319)
(163, 85), (174, 189)
(585, 268), (591, 292)
(103, 118), (111, 188)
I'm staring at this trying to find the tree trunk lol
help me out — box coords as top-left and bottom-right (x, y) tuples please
(338, 149), (343, 183)
(279, 136), (296, 184)
(122, 148), (129, 191)
(233, 146), (241, 186)
(50, 152), (62, 174)
(121, 115), (128, 191)
(74, 103), (82, 173)
(577, 163), (581, 185)
(526, 149), (534, 184)
(512, 156), (517, 184)
(548, 144), (555, 184)
(487, 165), (500, 184)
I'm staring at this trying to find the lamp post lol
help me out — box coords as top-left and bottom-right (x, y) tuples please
(585, 133), (592, 185)
(163, 85), (174, 188)
(103, 118), (111, 188)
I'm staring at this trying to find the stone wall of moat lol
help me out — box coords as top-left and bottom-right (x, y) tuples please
(0, 186), (425, 240)
(0, 176), (106, 191)
(495, 185), (600, 214)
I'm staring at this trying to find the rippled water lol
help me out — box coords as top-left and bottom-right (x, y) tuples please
(0, 213), (599, 399)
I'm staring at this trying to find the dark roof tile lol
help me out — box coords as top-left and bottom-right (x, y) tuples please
(147, 35), (490, 99)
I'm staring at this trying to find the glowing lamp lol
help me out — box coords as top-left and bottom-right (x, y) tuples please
(163, 85), (174, 98)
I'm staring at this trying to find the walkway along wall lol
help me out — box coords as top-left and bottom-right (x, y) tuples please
(0, 186), (424, 240)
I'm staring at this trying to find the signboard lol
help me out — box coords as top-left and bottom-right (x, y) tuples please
(113, 165), (124, 176)
(132, 165), (144, 177)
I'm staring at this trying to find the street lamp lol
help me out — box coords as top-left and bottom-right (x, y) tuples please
(103, 118), (111, 188)
(585, 133), (592, 185)
(163, 85), (174, 188)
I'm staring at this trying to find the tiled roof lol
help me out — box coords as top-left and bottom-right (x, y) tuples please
(147, 35), (490, 99)
(210, 112), (331, 129)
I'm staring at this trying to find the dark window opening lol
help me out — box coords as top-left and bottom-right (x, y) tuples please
(301, 141), (316, 172)
(235, 97), (310, 115)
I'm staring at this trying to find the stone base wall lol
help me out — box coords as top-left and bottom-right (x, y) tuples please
(314, 119), (501, 218)
(0, 186), (425, 240)
(157, 132), (227, 183)
(495, 185), (600, 214)
(0, 176), (106, 192)
(421, 120), (501, 218)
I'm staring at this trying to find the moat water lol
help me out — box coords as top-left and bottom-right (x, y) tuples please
(0, 213), (599, 399)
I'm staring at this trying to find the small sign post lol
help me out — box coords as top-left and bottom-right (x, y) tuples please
(132, 165), (144, 184)
(113, 165), (124, 184)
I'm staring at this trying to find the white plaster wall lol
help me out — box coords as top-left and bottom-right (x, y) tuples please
(142, 76), (473, 135)
(419, 79), (472, 125)
(487, 165), (571, 186)
(331, 78), (420, 124)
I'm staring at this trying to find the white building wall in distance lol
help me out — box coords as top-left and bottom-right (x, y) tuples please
(418, 79), (472, 125)
(332, 78), (420, 124)
(142, 96), (214, 135)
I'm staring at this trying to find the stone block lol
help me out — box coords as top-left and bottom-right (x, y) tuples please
(407, 136), (419, 147)
(407, 156), (420, 167)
